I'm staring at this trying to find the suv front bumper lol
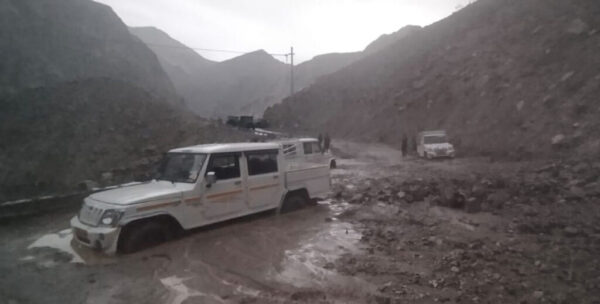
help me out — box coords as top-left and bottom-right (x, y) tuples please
(426, 151), (455, 158)
(70, 216), (121, 254)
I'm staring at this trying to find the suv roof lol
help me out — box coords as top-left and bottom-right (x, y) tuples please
(419, 130), (446, 136)
(169, 142), (280, 154)
(276, 137), (317, 143)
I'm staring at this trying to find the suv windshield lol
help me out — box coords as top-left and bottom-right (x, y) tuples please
(157, 153), (207, 183)
(424, 135), (448, 144)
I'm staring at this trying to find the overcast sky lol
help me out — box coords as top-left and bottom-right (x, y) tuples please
(95, 0), (467, 63)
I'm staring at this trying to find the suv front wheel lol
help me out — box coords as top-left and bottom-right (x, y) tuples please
(118, 220), (173, 253)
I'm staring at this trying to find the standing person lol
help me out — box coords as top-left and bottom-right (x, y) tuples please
(318, 133), (323, 151)
(324, 133), (331, 153)
(411, 135), (417, 155)
(401, 134), (408, 157)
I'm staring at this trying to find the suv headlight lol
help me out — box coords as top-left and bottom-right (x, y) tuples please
(99, 209), (124, 227)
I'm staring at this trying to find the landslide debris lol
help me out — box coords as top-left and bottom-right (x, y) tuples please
(328, 158), (600, 303)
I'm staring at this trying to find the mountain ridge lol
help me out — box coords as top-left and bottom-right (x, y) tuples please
(130, 27), (365, 117)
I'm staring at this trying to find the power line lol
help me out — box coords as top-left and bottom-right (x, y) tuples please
(144, 40), (298, 97)
(142, 42), (289, 57)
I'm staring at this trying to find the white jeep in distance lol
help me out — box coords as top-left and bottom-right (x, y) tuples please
(71, 142), (331, 254)
(417, 130), (456, 159)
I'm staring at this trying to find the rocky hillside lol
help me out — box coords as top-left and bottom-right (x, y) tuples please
(265, 0), (600, 158)
(130, 27), (361, 117)
(0, 79), (245, 201)
(0, 0), (245, 201)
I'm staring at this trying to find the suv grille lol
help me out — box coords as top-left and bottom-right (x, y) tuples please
(79, 203), (103, 226)
(435, 148), (448, 156)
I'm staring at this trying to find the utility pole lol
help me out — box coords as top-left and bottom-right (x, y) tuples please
(290, 46), (294, 97)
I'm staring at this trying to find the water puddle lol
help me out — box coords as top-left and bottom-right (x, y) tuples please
(27, 229), (84, 263)
(220, 279), (261, 297)
(319, 199), (351, 217)
(272, 206), (363, 289)
(19, 255), (35, 261)
(161, 276), (224, 304)
(25, 229), (116, 266)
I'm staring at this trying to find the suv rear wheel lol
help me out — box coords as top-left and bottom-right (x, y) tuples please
(280, 192), (309, 213)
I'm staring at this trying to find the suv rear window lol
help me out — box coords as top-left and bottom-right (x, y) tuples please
(303, 142), (313, 154)
(283, 144), (297, 156)
(247, 150), (278, 176)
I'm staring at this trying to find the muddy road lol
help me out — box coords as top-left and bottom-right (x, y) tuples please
(1, 141), (599, 303)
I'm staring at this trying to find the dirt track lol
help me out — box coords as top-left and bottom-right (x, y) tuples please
(1, 141), (599, 303)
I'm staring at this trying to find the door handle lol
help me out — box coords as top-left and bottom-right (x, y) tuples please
(234, 181), (242, 185)
(273, 175), (279, 179)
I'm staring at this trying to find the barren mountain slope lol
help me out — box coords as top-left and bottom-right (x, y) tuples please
(265, 0), (600, 158)
(0, 79), (245, 201)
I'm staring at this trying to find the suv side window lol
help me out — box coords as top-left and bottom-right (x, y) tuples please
(247, 150), (279, 176)
(303, 142), (313, 154)
(206, 153), (240, 180)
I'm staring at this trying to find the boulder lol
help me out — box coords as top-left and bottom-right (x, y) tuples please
(471, 183), (488, 199)
(349, 193), (364, 204)
(78, 180), (99, 191)
(465, 197), (481, 213)
(564, 226), (578, 236)
(487, 190), (510, 209)
(551, 134), (565, 146)
(565, 19), (588, 35)
(144, 145), (158, 153)
(397, 191), (406, 199)
(560, 71), (575, 82)
(101, 172), (113, 182)
(532, 290), (544, 299)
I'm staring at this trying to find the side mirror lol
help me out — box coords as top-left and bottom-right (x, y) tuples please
(205, 171), (216, 187)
